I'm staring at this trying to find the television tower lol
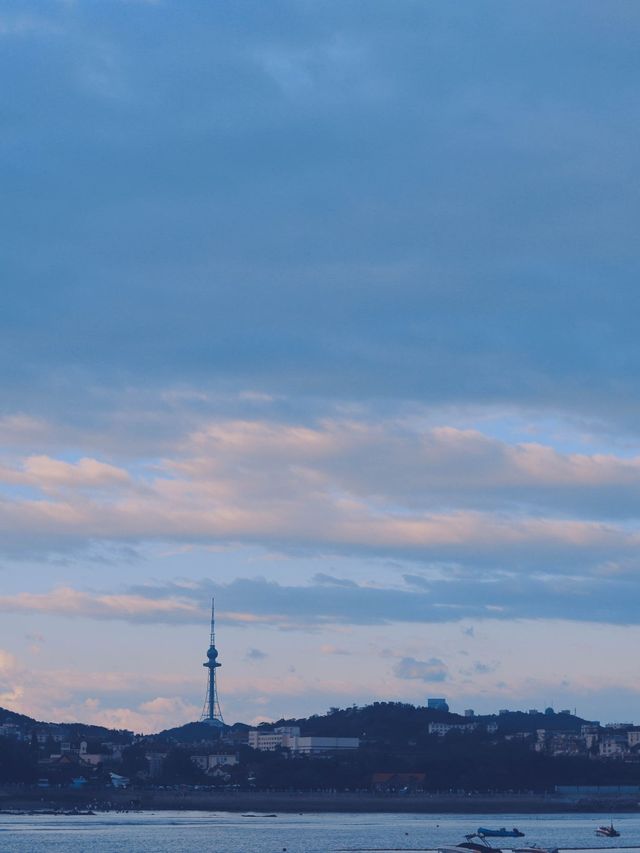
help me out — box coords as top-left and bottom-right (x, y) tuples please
(201, 597), (225, 726)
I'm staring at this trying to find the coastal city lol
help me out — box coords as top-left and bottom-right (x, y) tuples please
(4, 699), (640, 789)
(1, 601), (640, 801)
(4, 696), (640, 811)
(2, 0), (640, 848)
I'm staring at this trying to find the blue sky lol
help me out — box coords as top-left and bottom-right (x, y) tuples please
(1, 0), (640, 731)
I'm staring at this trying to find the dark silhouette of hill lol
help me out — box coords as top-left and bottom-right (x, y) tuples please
(262, 702), (594, 741)
(0, 706), (131, 740)
(0, 702), (636, 792)
(1, 701), (595, 744)
(154, 721), (227, 742)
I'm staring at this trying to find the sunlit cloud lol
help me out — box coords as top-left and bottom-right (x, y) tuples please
(0, 588), (203, 623)
(0, 416), (639, 574)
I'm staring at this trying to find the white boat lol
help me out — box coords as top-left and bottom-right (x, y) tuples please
(514, 845), (559, 853)
(596, 824), (620, 838)
(439, 835), (502, 853)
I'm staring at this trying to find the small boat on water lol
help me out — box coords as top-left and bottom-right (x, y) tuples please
(514, 845), (559, 853)
(241, 813), (277, 818)
(478, 828), (525, 838)
(439, 834), (503, 853)
(596, 823), (620, 838)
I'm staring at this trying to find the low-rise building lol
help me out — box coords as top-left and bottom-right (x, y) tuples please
(599, 734), (628, 758)
(248, 726), (301, 751)
(145, 750), (168, 778)
(191, 753), (239, 773)
(248, 726), (359, 755)
(0, 723), (24, 740)
(428, 722), (477, 736)
(627, 729), (640, 748)
(291, 736), (359, 754)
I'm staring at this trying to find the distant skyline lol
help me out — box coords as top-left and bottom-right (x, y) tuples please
(2, 0), (640, 732)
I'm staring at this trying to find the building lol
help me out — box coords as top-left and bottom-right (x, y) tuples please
(427, 698), (449, 711)
(78, 741), (111, 767)
(248, 726), (300, 751)
(428, 722), (477, 737)
(248, 726), (359, 755)
(145, 750), (168, 778)
(599, 734), (628, 758)
(291, 736), (360, 755)
(627, 729), (640, 748)
(191, 753), (238, 773)
(534, 728), (589, 757)
(0, 723), (23, 740)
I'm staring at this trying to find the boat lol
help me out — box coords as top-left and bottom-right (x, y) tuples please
(478, 828), (525, 838)
(439, 834), (503, 853)
(596, 823), (620, 838)
(241, 813), (278, 818)
(514, 845), (558, 853)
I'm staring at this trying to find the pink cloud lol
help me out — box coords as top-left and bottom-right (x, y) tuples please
(0, 587), (203, 622)
(0, 414), (638, 568)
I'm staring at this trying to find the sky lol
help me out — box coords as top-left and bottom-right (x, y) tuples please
(1, 0), (640, 733)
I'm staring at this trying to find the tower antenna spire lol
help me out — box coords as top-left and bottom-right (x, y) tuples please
(201, 596), (225, 726)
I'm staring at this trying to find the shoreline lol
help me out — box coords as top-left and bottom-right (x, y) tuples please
(1, 789), (639, 814)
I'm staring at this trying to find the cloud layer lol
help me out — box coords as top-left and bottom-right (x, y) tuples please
(1, 0), (639, 727)
(1, 416), (640, 587)
(1, 0), (640, 423)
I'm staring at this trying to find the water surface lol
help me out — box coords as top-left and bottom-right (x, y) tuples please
(0, 810), (637, 853)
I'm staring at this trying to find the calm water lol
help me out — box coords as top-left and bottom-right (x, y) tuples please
(0, 811), (638, 853)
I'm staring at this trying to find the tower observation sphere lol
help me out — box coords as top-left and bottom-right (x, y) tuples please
(201, 598), (224, 726)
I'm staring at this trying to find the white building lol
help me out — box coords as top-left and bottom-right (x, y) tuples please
(248, 726), (301, 751)
(248, 727), (358, 754)
(191, 753), (239, 772)
(428, 722), (477, 736)
(291, 736), (359, 754)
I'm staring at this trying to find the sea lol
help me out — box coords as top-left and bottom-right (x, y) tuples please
(0, 810), (637, 853)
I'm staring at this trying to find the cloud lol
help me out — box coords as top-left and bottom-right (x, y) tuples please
(3, 565), (640, 629)
(473, 661), (498, 675)
(393, 656), (449, 683)
(320, 644), (351, 656)
(0, 649), (22, 707)
(62, 696), (201, 734)
(245, 648), (268, 662)
(0, 0), (639, 430)
(22, 455), (131, 490)
(0, 587), (203, 624)
(313, 573), (359, 588)
(2, 0), (640, 727)
(0, 416), (640, 577)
